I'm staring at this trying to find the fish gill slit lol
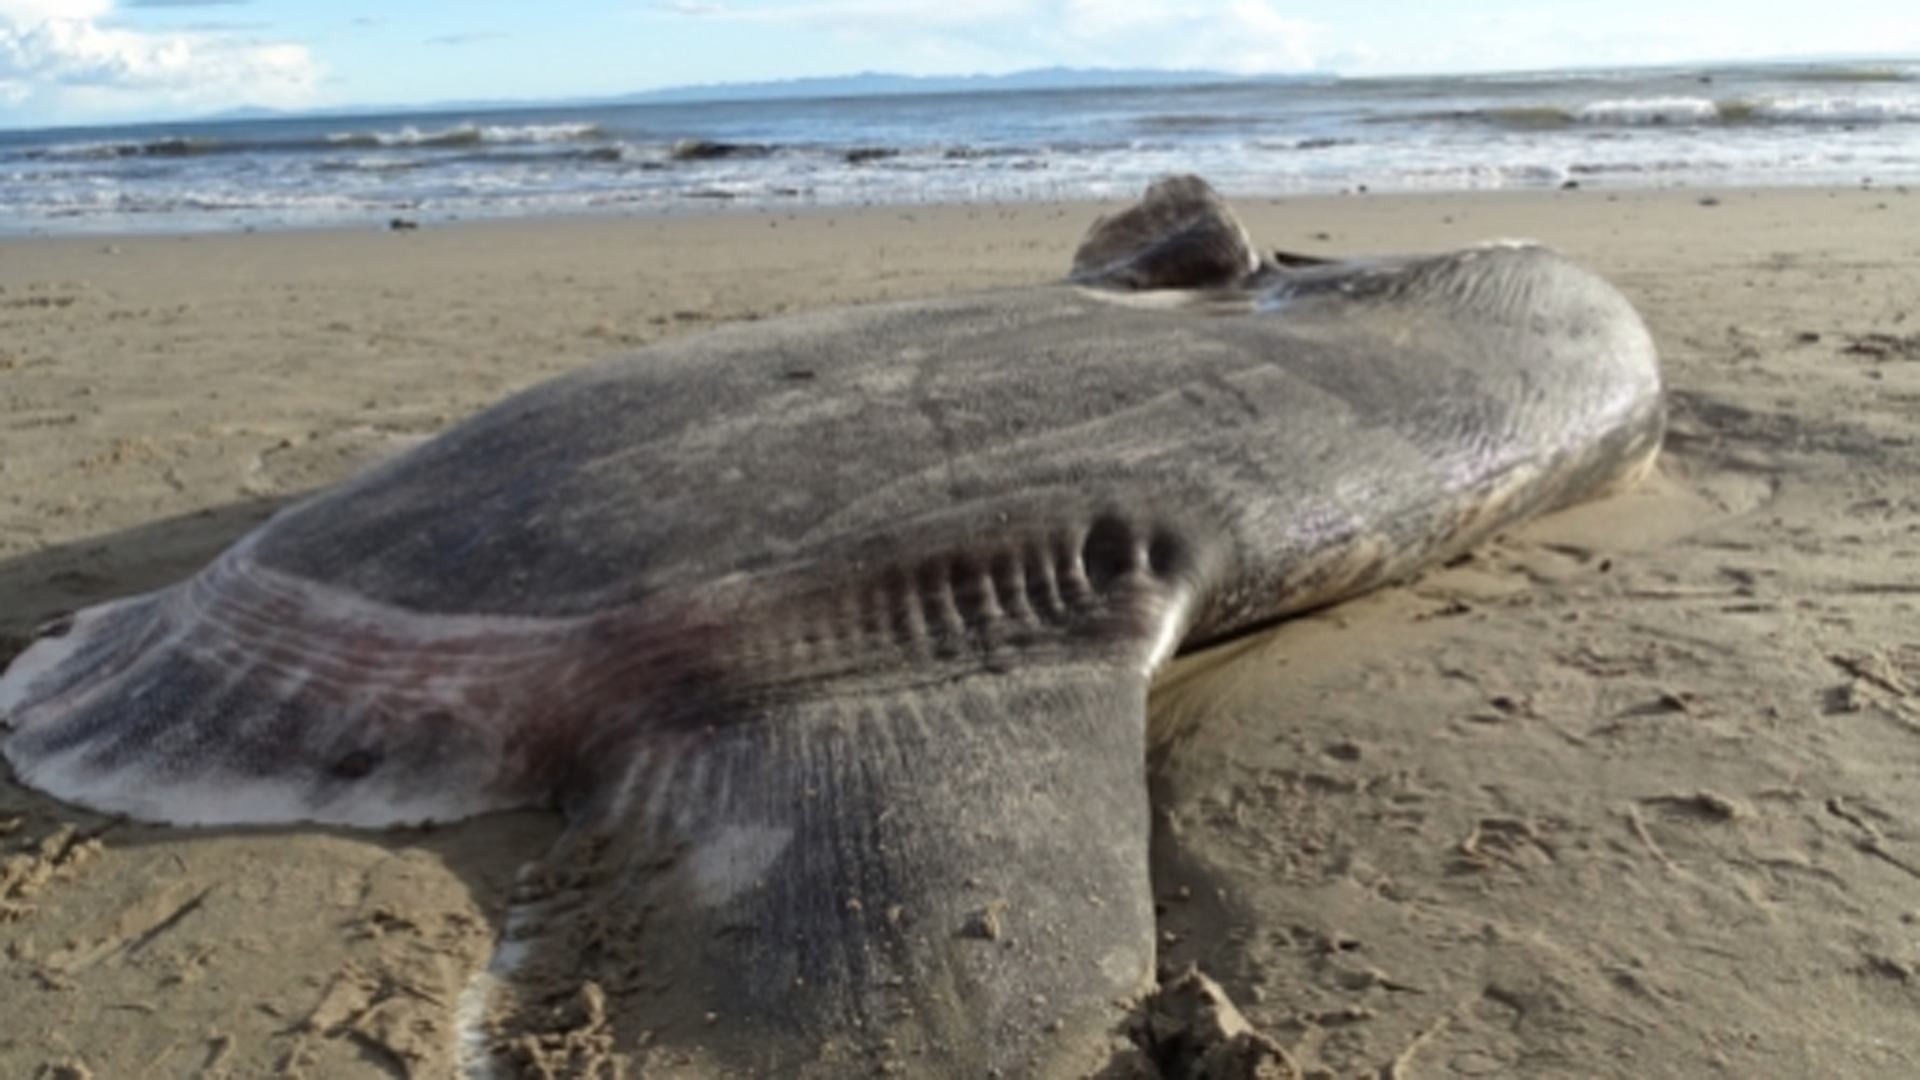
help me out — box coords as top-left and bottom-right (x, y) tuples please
(887, 566), (929, 653)
(916, 561), (966, 650)
(844, 543), (1080, 664)
(1049, 531), (1091, 611)
(947, 553), (1000, 630)
(989, 550), (1034, 627)
(797, 516), (1197, 680)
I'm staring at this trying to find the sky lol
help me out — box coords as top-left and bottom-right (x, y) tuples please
(1, 0), (1917, 129)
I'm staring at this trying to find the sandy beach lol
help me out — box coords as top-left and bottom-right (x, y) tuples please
(3, 184), (1919, 1078)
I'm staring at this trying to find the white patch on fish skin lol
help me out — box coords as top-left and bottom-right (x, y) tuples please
(1594, 433), (1664, 496)
(1140, 587), (1194, 677)
(9, 749), (504, 828)
(687, 823), (794, 908)
(455, 979), (506, 1080)
(1072, 285), (1259, 315)
(0, 598), (140, 718)
(455, 860), (545, 1080)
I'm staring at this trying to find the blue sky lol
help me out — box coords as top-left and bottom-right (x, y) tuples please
(2, 0), (1916, 128)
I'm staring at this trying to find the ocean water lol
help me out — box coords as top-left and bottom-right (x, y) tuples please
(2, 60), (1917, 235)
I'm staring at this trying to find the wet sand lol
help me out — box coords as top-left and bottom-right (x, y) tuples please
(3, 185), (1919, 1077)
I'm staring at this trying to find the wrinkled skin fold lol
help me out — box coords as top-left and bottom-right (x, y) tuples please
(1, 176), (1662, 1077)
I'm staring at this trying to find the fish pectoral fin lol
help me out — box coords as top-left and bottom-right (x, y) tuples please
(489, 661), (1158, 1079)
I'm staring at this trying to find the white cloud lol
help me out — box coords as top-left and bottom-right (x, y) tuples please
(1345, 6), (1920, 76)
(1055, 0), (1325, 72)
(729, 0), (1030, 32)
(2, 0), (104, 17)
(0, 0), (318, 123)
(649, 0), (1328, 74)
(1061, 0), (1182, 38)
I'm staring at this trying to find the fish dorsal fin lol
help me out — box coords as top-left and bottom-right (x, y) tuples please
(1069, 174), (1261, 291)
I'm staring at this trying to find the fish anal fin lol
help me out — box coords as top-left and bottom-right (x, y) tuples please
(489, 662), (1157, 1078)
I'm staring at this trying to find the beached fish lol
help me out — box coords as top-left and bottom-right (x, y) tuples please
(0, 176), (1663, 1076)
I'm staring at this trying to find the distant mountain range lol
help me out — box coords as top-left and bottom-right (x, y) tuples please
(619, 67), (1314, 104)
(203, 67), (1313, 123)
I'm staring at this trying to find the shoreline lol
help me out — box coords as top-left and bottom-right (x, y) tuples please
(4, 182), (1910, 293)
(1, 177), (1911, 244)
(4, 181), (1920, 1077)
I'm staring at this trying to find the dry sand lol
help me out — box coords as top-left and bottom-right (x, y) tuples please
(2, 185), (1918, 1078)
